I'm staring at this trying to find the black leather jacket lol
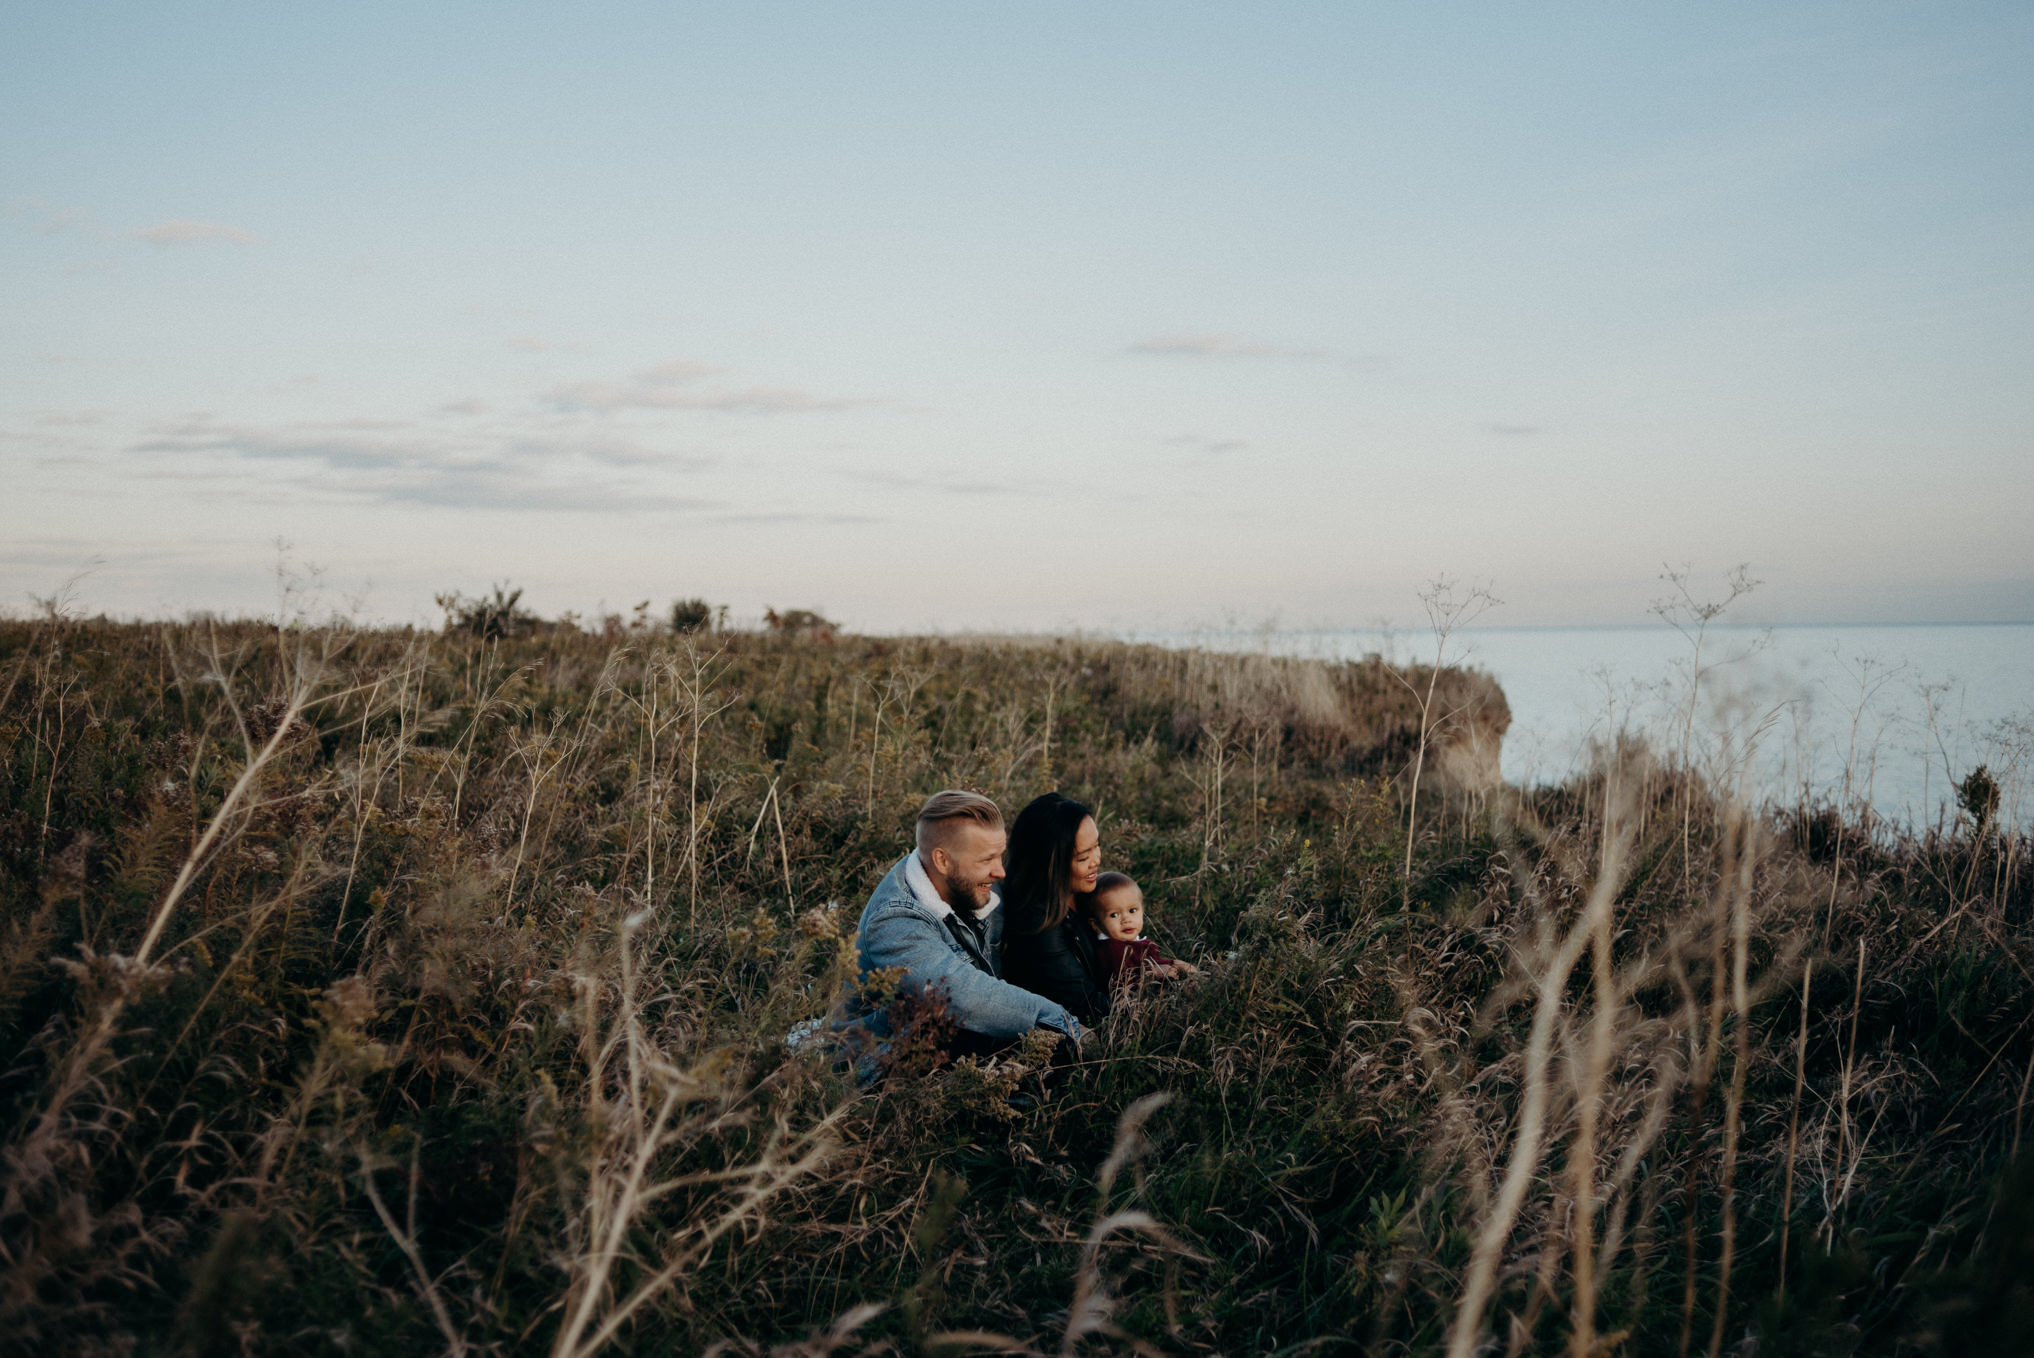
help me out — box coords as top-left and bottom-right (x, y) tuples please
(1002, 896), (1110, 1024)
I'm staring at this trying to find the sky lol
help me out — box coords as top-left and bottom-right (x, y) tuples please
(4, 2), (2032, 633)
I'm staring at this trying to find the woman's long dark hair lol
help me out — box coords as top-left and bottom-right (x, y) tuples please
(1003, 792), (1095, 933)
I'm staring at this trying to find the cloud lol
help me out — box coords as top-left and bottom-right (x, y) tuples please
(636, 359), (719, 385)
(0, 417), (100, 456)
(1485, 423), (1542, 436)
(126, 416), (715, 513)
(0, 538), (117, 570)
(1126, 333), (1386, 370)
(546, 360), (868, 415)
(5, 196), (88, 235)
(506, 434), (712, 471)
(135, 423), (407, 471)
(506, 335), (585, 353)
(314, 417), (412, 432)
(1164, 434), (1247, 456)
(838, 468), (1029, 498)
(685, 387), (869, 415)
(708, 511), (886, 525)
(7, 201), (265, 251)
(129, 220), (263, 246)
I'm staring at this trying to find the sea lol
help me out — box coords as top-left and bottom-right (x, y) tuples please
(1135, 624), (2034, 830)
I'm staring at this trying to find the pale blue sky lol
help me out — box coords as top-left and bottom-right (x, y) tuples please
(5, 2), (2031, 629)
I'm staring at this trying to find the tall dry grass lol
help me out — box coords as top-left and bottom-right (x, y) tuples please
(0, 611), (2029, 1354)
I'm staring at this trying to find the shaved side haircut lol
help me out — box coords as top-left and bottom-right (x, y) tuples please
(915, 789), (1004, 854)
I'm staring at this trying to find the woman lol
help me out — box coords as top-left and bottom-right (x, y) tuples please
(1001, 791), (1110, 1024)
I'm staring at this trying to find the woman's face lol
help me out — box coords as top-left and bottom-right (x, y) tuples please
(1069, 816), (1102, 895)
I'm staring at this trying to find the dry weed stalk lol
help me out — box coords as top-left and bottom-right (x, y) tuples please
(1704, 797), (1757, 1358)
(1775, 956), (1814, 1301)
(332, 654), (425, 944)
(1399, 576), (1500, 904)
(1650, 563), (1760, 890)
(745, 774), (796, 908)
(1816, 655), (1899, 946)
(1444, 735), (1800, 1358)
(360, 1137), (470, 1357)
(1565, 758), (1624, 1358)
(1192, 724), (1231, 911)
(1060, 1091), (1203, 1356)
(547, 909), (845, 1358)
(620, 640), (738, 929)
(7, 643), (326, 1195)
(0, 628), (381, 1346)
(1445, 788), (1633, 1358)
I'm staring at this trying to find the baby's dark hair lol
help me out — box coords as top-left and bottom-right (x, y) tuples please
(1081, 871), (1140, 917)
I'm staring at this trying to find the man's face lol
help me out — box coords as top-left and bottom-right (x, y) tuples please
(1091, 886), (1144, 943)
(932, 823), (1007, 911)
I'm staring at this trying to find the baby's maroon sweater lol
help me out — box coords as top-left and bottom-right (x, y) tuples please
(1096, 936), (1174, 987)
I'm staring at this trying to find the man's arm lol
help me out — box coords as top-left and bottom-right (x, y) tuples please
(861, 906), (1082, 1040)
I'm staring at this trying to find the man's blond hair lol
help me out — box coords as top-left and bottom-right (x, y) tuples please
(915, 790), (1004, 854)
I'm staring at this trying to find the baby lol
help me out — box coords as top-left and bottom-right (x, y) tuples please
(1083, 872), (1198, 988)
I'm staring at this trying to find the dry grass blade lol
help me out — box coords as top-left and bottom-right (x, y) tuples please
(556, 1114), (844, 1358)
(360, 1139), (469, 1358)
(1060, 1092), (1207, 1357)
(1446, 797), (1635, 1358)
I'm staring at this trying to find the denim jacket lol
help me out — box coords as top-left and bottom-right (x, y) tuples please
(841, 852), (1082, 1044)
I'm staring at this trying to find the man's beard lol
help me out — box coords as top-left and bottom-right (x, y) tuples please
(948, 872), (995, 912)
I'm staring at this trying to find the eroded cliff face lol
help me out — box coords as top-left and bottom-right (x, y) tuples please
(1422, 681), (1510, 795)
(1072, 644), (1512, 795)
(1398, 663), (1511, 797)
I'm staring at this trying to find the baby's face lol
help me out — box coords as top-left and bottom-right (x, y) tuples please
(1091, 887), (1145, 943)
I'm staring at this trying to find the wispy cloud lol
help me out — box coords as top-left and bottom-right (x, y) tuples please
(506, 335), (585, 354)
(9, 201), (269, 251)
(709, 511), (886, 525)
(127, 416), (715, 512)
(1, 418), (100, 458)
(0, 538), (117, 570)
(1164, 433), (1247, 456)
(5, 195), (88, 235)
(1126, 333), (1385, 370)
(507, 434), (712, 470)
(129, 220), (263, 246)
(547, 360), (869, 415)
(838, 468), (1031, 497)
(315, 417), (412, 432)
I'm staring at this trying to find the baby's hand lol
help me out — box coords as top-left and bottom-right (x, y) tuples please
(1173, 959), (1202, 976)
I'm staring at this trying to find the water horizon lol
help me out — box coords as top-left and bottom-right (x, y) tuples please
(1127, 620), (2034, 830)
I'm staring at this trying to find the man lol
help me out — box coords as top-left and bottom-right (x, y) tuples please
(840, 790), (1080, 1069)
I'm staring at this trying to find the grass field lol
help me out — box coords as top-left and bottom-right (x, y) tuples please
(1, 607), (2030, 1355)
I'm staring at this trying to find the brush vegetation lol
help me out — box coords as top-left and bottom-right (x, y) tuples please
(1, 610), (2030, 1356)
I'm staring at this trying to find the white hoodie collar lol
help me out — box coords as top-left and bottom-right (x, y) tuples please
(904, 850), (999, 922)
